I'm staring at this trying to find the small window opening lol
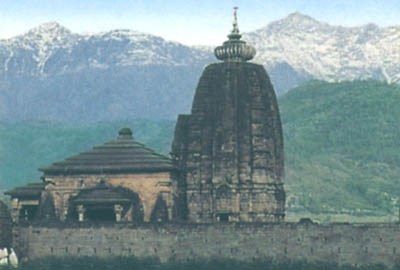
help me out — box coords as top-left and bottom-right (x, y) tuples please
(86, 207), (115, 222)
(216, 213), (231, 222)
(19, 205), (38, 221)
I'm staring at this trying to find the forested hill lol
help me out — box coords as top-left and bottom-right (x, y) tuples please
(0, 120), (175, 191)
(280, 80), (400, 217)
(1, 80), (400, 218)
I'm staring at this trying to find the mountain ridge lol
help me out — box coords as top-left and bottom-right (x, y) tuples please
(2, 13), (400, 122)
(1, 22), (212, 78)
(244, 12), (400, 85)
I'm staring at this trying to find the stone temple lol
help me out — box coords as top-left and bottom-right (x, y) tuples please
(172, 7), (285, 223)
(5, 9), (285, 225)
(6, 128), (178, 224)
(5, 10), (400, 268)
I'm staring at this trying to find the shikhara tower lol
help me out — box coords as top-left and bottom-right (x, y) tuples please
(172, 8), (285, 223)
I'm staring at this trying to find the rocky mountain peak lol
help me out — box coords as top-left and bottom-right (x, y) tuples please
(25, 21), (72, 41)
(35, 21), (68, 31)
(243, 13), (400, 88)
(249, 12), (329, 38)
(96, 28), (160, 44)
(284, 12), (320, 24)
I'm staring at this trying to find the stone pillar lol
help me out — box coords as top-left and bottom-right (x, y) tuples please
(235, 193), (240, 213)
(398, 207), (400, 223)
(162, 192), (174, 221)
(114, 204), (123, 222)
(22, 208), (28, 221)
(11, 199), (20, 224)
(62, 207), (69, 222)
(77, 205), (85, 222)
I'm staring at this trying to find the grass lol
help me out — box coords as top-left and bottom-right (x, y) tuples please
(7, 256), (394, 270)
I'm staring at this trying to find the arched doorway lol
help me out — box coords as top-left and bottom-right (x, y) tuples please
(19, 205), (38, 222)
(215, 184), (233, 222)
(69, 182), (144, 223)
(150, 196), (169, 223)
(85, 206), (116, 222)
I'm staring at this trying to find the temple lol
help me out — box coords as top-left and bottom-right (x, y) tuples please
(171, 7), (285, 223)
(6, 128), (179, 224)
(6, 8), (285, 225)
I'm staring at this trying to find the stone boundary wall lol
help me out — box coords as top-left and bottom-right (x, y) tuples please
(13, 223), (400, 266)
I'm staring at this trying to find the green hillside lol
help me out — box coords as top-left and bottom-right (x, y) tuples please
(280, 80), (400, 219)
(0, 120), (175, 191)
(1, 80), (400, 221)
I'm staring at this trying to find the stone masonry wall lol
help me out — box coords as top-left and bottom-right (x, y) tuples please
(13, 223), (400, 266)
(0, 201), (12, 248)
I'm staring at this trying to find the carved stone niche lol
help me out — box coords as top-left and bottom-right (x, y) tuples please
(76, 205), (85, 222)
(114, 204), (123, 222)
(214, 184), (234, 222)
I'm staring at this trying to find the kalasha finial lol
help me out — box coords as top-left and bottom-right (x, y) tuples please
(118, 127), (133, 138)
(232, 7), (239, 34)
(214, 7), (256, 62)
(228, 7), (241, 40)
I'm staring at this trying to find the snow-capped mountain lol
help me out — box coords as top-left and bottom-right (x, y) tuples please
(1, 13), (400, 122)
(0, 22), (213, 77)
(0, 23), (214, 122)
(244, 12), (400, 84)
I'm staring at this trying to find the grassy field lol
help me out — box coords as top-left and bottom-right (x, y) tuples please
(0, 256), (392, 270)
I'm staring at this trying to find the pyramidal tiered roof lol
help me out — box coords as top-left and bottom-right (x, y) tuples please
(5, 183), (46, 198)
(40, 127), (174, 175)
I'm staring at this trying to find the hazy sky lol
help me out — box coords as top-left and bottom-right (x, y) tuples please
(2, 0), (400, 45)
